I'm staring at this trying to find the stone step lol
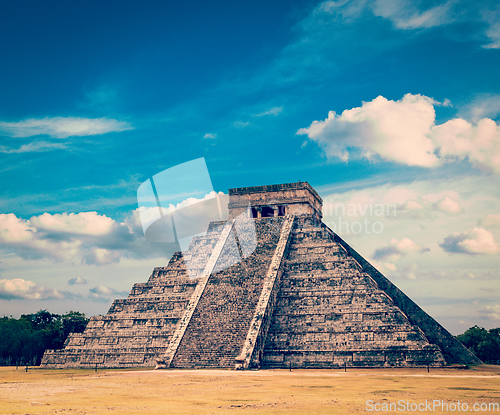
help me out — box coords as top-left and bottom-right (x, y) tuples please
(171, 218), (285, 368)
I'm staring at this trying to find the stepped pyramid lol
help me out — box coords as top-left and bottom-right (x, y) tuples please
(41, 182), (480, 369)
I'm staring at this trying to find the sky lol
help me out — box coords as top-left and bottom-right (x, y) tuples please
(0, 0), (499, 335)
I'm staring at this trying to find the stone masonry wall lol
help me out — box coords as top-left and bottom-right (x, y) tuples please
(41, 225), (224, 368)
(229, 182), (323, 220)
(334, 234), (482, 366)
(170, 217), (285, 368)
(263, 215), (446, 368)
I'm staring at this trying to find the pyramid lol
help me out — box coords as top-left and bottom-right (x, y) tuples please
(41, 182), (480, 369)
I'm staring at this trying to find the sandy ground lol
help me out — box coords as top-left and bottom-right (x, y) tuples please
(0, 365), (499, 414)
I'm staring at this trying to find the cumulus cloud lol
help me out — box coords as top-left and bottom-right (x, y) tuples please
(0, 213), (37, 243)
(440, 227), (499, 255)
(0, 211), (169, 265)
(298, 93), (500, 172)
(89, 285), (128, 300)
(399, 262), (420, 280)
(87, 247), (121, 265)
(372, 237), (430, 261)
(203, 133), (216, 139)
(434, 195), (463, 215)
(297, 94), (439, 166)
(432, 117), (500, 172)
(68, 275), (88, 285)
(0, 117), (132, 139)
(30, 212), (115, 236)
(0, 213), (83, 262)
(0, 278), (73, 300)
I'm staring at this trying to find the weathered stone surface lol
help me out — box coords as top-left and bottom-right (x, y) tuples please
(157, 221), (235, 368)
(41, 181), (480, 369)
(334, 233), (480, 365)
(235, 215), (294, 370)
(229, 182), (323, 220)
(263, 216), (449, 368)
(167, 217), (285, 368)
(41, 227), (224, 368)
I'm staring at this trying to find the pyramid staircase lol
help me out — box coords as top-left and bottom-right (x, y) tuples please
(166, 217), (287, 368)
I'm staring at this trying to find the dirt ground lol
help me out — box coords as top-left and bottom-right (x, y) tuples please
(0, 365), (499, 414)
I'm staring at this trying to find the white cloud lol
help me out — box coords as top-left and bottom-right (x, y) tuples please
(440, 227), (499, 255)
(399, 262), (420, 280)
(90, 285), (115, 296)
(0, 278), (69, 300)
(318, 0), (369, 21)
(298, 93), (500, 172)
(319, 0), (500, 49)
(372, 0), (453, 30)
(297, 94), (439, 166)
(0, 213), (37, 243)
(253, 107), (283, 117)
(30, 212), (115, 236)
(136, 191), (229, 244)
(88, 247), (121, 265)
(432, 117), (500, 172)
(0, 211), (167, 265)
(372, 237), (429, 261)
(0, 192), (228, 266)
(68, 275), (88, 285)
(0, 141), (67, 153)
(147, 191), (227, 216)
(203, 133), (217, 139)
(435, 195), (463, 215)
(89, 284), (127, 300)
(0, 117), (132, 138)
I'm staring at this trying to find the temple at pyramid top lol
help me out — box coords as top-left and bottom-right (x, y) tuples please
(228, 181), (323, 220)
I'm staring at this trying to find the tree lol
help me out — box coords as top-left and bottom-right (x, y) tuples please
(457, 326), (500, 364)
(0, 310), (89, 366)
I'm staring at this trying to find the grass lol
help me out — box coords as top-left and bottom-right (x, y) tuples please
(0, 365), (499, 414)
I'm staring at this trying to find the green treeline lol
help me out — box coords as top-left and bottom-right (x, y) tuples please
(0, 310), (499, 366)
(456, 326), (500, 364)
(0, 310), (89, 366)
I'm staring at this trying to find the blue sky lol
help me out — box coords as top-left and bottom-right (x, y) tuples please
(1, 0), (499, 334)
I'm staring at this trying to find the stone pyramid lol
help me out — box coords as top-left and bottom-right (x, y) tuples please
(41, 182), (480, 369)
